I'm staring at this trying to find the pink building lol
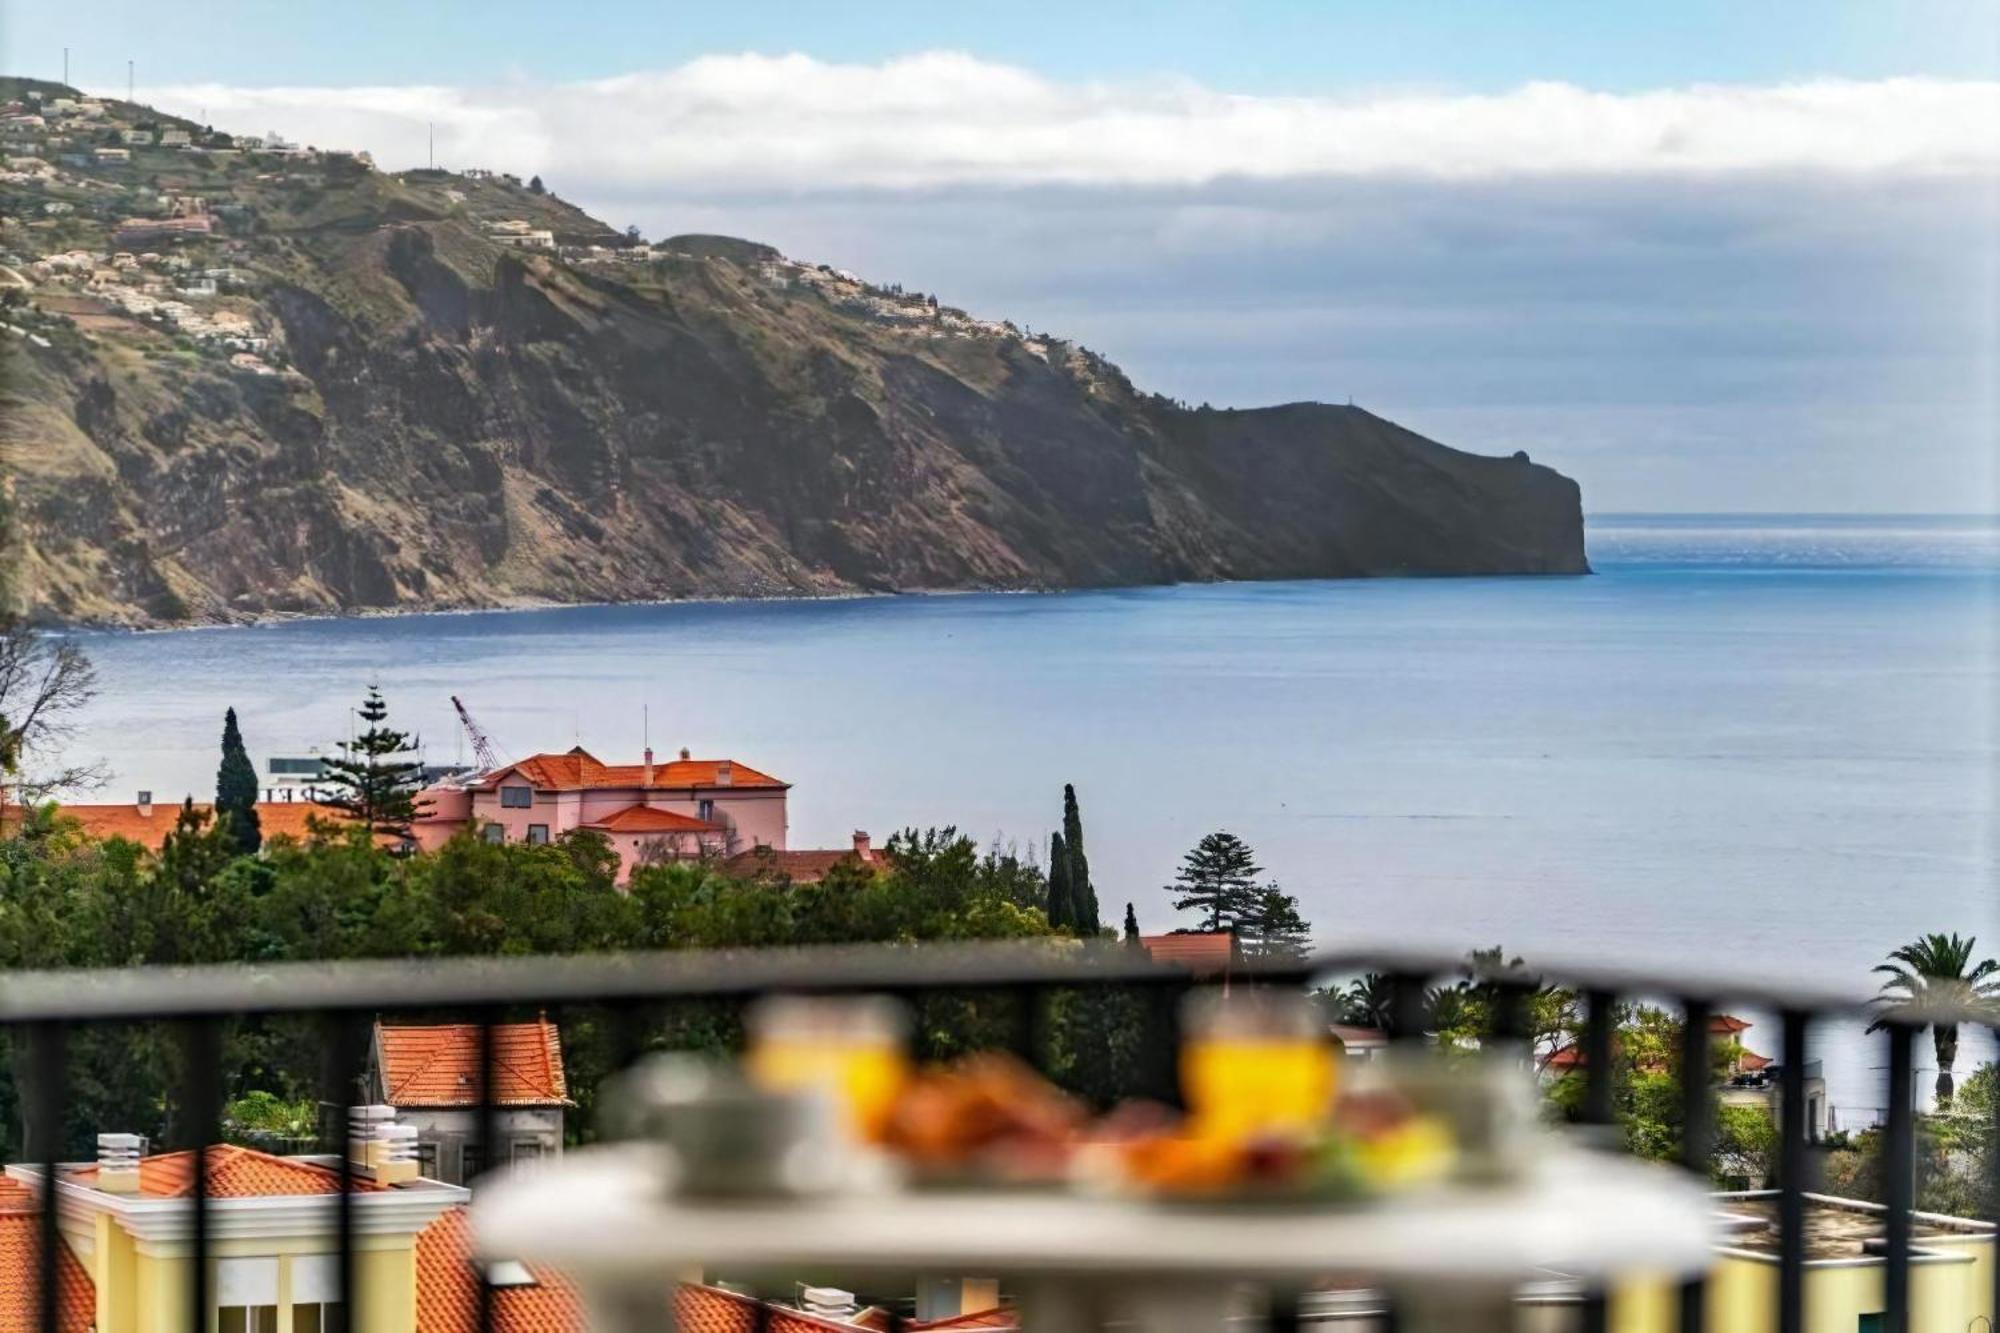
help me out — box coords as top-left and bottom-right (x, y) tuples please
(414, 745), (788, 883)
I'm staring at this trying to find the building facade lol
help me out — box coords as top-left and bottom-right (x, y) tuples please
(368, 1020), (570, 1185)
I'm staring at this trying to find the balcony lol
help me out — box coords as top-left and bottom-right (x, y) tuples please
(0, 941), (1992, 1333)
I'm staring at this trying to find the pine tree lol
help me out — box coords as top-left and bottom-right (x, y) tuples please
(1165, 831), (1263, 933)
(1061, 784), (1099, 935)
(1239, 883), (1313, 963)
(1046, 830), (1074, 931)
(318, 686), (429, 842)
(215, 707), (261, 854)
(1123, 902), (1142, 947)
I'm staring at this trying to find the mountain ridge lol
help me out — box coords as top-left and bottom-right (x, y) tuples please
(0, 77), (1587, 628)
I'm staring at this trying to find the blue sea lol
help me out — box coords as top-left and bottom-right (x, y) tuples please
(65, 514), (2000, 1124)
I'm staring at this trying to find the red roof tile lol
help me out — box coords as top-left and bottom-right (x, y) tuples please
(1738, 1049), (1773, 1071)
(68, 1145), (383, 1198)
(673, 1284), (883, 1333)
(40, 800), (359, 851)
(0, 1180), (92, 1333)
(1710, 1014), (1753, 1034)
(417, 1206), (583, 1333)
(1140, 932), (1237, 974)
(377, 1019), (570, 1108)
(483, 749), (785, 793)
(582, 804), (718, 834)
(720, 846), (878, 884)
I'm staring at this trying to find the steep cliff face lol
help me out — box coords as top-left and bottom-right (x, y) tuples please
(0, 97), (1585, 626)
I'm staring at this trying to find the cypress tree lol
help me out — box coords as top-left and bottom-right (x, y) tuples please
(1061, 783), (1099, 935)
(215, 707), (261, 854)
(1123, 902), (1142, 947)
(1046, 830), (1073, 931)
(319, 686), (430, 842)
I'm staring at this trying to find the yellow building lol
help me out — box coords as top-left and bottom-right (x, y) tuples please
(7, 1143), (469, 1333)
(1586, 1192), (1997, 1333)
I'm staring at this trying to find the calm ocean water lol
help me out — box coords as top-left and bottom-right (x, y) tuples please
(62, 514), (2000, 1124)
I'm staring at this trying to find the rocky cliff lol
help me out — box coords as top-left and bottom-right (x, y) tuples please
(0, 79), (1586, 626)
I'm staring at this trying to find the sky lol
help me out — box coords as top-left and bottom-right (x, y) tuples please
(5, 1), (1997, 512)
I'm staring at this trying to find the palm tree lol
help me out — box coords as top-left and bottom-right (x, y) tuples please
(1868, 933), (2000, 1106)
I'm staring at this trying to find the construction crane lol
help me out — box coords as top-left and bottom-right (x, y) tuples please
(450, 695), (505, 773)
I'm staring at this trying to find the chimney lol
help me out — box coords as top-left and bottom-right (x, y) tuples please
(852, 830), (872, 862)
(97, 1132), (146, 1193)
(715, 761), (733, 787)
(347, 1105), (419, 1185)
(799, 1287), (858, 1320)
(643, 747), (654, 787)
(678, 747), (690, 761)
(135, 790), (153, 818)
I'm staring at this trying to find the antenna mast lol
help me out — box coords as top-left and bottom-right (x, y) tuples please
(450, 695), (505, 772)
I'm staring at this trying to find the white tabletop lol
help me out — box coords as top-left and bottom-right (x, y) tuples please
(474, 1141), (1716, 1288)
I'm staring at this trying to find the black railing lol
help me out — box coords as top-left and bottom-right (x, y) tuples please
(2, 940), (1994, 1333)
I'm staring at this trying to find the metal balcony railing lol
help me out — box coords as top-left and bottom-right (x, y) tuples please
(2, 940), (1994, 1333)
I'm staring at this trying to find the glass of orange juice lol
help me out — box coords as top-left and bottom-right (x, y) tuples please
(1180, 987), (1335, 1140)
(745, 995), (911, 1144)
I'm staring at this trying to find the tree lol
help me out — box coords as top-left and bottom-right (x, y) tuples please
(215, 707), (261, 854)
(1046, 830), (1073, 931)
(0, 619), (103, 817)
(1238, 882), (1311, 962)
(1164, 831), (1262, 932)
(1868, 933), (2000, 1106)
(317, 687), (429, 841)
(527, 174), (545, 194)
(1061, 784), (1099, 934)
(1123, 902), (1141, 946)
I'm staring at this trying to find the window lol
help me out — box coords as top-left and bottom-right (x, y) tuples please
(1857, 1316), (1884, 1333)
(462, 1144), (483, 1181)
(292, 1305), (343, 1333)
(417, 1140), (439, 1178)
(697, 798), (715, 822)
(512, 1139), (544, 1163)
(526, 824), (549, 845)
(481, 823), (504, 844)
(217, 1309), (276, 1333)
(499, 785), (533, 808)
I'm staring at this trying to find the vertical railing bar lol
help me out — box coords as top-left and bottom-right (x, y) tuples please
(1582, 989), (1617, 1129)
(476, 1011), (498, 1333)
(1578, 989), (1618, 1333)
(1882, 1022), (1915, 1333)
(1992, 1023), (1999, 1333)
(31, 1023), (66, 1333)
(185, 1019), (224, 1333)
(1676, 996), (1712, 1333)
(1776, 1010), (1810, 1333)
(1386, 972), (1428, 1044)
(328, 1013), (367, 1333)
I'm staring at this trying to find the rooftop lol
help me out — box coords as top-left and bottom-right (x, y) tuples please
(722, 832), (883, 884)
(30, 799), (354, 851)
(0, 1178), (92, 1333)
(1716, 1193), (1996, 1264)
(583, 804), (719, 835)
(1139, 931), (1237, 974)
(480, 747), (785, 793)
(376, 1018), (570, 1108)
(67, 1144), (384, 1198)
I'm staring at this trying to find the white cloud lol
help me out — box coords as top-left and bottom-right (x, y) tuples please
(128, 55), (2000, 191)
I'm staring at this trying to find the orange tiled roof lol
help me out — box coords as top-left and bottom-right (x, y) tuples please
(1140, 932), (1237, 973)
(582, 804), (718, 834)
(673, 1284), (884, 1333)
(720, 846), (876, 884)
(45, 799), (354, 851)
(377, 1019), (570, 1108)
(417, 1206), (583, 1333)
(1738, 1049), (1773, 1071)
(67, 1144), (383, 1198)
(1711, 1014), (1753, 1034)
(484, 748), (785, 793)
(0, 1179), (93, 1333)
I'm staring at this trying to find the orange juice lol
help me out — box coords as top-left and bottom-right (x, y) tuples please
(1181, 1035), (1336, 1139)
(745, 995), (911, 1144)
(746, 1037), (909, 1143)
